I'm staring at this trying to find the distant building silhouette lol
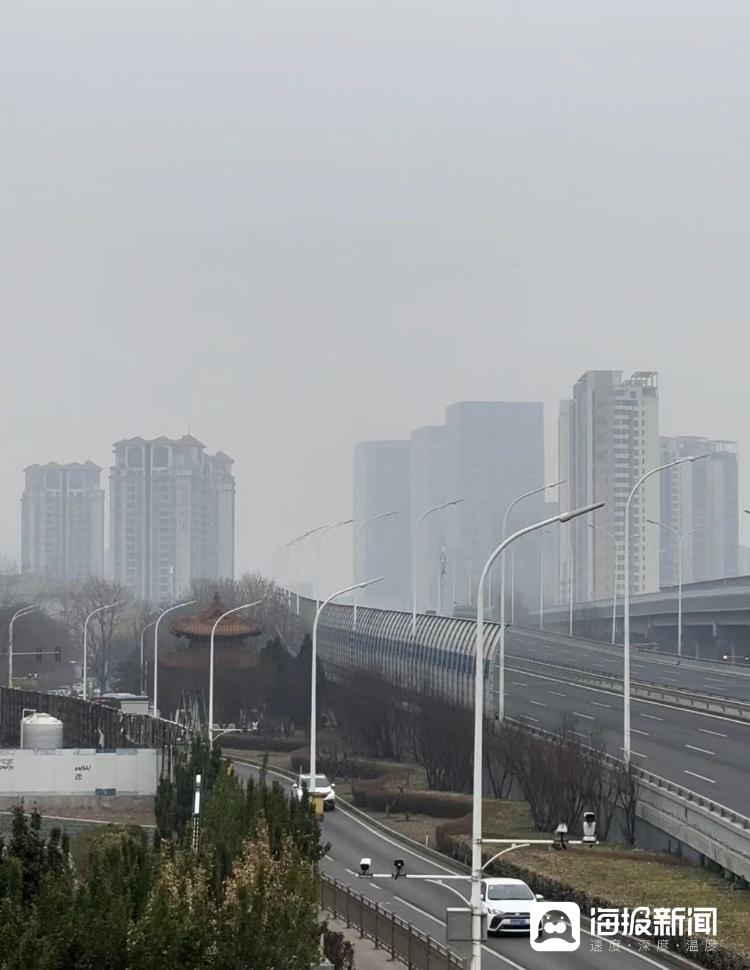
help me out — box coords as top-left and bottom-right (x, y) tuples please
(660, 436), (739, 585)
(110, 435), (235, 602)
(353, 440), (411, 610)
(22, 461), (104, 583)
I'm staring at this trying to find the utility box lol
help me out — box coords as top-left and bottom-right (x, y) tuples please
(446, 908), (487, 943)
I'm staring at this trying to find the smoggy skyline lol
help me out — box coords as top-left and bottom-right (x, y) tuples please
(3, 1), (750, 596)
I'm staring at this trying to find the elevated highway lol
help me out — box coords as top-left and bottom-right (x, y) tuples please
(290, 594), (750, 880)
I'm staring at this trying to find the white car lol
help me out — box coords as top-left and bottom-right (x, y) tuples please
(291, 773), (336, 811)
(481, 878), (542, 934)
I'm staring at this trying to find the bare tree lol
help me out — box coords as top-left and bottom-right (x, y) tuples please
(64, 578), (130, 693)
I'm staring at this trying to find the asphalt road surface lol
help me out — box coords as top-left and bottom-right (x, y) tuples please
(231, 757), (684, 970)
(507, 627), (750, 702)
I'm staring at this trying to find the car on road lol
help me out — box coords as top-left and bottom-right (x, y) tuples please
(481, 877), (542, 934)
(291, 773), (336, 811)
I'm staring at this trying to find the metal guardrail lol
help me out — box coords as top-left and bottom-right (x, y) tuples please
(320, 874), (463, 970)
(505, 655), (750, 721)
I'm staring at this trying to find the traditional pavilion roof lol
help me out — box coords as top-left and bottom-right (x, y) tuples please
(169, 593), (263, 640)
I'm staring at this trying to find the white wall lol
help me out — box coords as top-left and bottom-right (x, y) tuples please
(0, 748), (157, 796)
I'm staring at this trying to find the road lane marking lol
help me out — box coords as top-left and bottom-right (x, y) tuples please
(590, 701), (611, 709)
(640, 713), (664, 721)
(325, 854), (335, 862)
(620, 747), (647, 759)
(369, 882), (382, 891)
(572, 731), (588, 739)
(572, 711), (595, 720)
(685, 744), (715, 756)
(345, 868), (356, 876)
(519, 714), (539, 722)
(684, 769), (716, 784)
(511, 681), (528, 687)
(393, 895), (444, 925)
(698, 728), (728, 738)
(528, 700), (548, 708)
(632, 729), (650, 737)
(547, 690), (566, 697)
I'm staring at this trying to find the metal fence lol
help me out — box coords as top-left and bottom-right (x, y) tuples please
(320, 874), (463, 970)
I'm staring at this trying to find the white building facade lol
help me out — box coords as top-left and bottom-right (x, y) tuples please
(110, 435), (235, 602)
(659, 436), (739, 585)
(21, 461), (105, 583)
(559, 371), (660, 603)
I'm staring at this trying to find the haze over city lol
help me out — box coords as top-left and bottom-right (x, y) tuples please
(3, 0), (750, 594)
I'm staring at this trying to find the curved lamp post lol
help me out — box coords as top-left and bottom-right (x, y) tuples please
(471, 500), (603, 970)
(315, 518), (353, 610)
(353, 510), (398, 630)
(647, 519), (701, 664)
(310, 578), (383, 782)
(208, 599), (264, 742)
(623, 455), (708, 765)
(412, 499), (463, 635)
(8, 605), (37, 689)
(82, 603), (118, 701)
(153, 600), (196, 717)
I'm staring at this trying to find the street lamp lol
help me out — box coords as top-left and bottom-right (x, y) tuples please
(286, 526), (326, 615)
(353, 510), (398, 630)
(8, 605), (37, 689)
(208, 600), (263, 742)
(315, 518), (353, 610)
(472, 501), (603, 970)
(139, 620), (156, 696)
(623, 454), (708, 766)
(647, 519), (701, 664)
(82, 603), (118, 701)
(152, 600), (196, 717)
(310, 578), (383, 782)
(412, 499), (463, 636)
(490, 480), (564, 619)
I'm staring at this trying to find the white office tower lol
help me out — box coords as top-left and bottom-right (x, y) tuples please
(559, 371), (660, 603)
(353, 440), (411, 610)
(22, 461), (105, 583)
(110, 435), (235, 602)
(659, 436), (739, 585)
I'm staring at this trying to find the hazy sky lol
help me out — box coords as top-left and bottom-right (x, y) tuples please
(3, 0), (750, 593)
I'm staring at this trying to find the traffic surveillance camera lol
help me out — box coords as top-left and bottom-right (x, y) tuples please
(359, 858), (371, 876)
(554, 822), (569, 851)
(393, 859), (405, 879)
(582, 812), (597, 845)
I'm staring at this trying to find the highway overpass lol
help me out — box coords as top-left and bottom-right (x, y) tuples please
(540, 574), (750, 660)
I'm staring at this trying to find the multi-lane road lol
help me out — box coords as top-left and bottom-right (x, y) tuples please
(507, 627), (750, 701)
(232, 757), (681, 970)
(505, 628), (750, 812)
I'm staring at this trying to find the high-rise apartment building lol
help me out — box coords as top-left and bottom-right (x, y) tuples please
(353, 440), (411, 611)
(659, 436), (739, 585)
(110, 435), (235, 602)
(559, 371), (660, 602)
(21, 462), (104, 583)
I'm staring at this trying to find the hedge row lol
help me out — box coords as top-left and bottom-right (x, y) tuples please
(436, 831), (748, 970)
(351, 779), (471, 818)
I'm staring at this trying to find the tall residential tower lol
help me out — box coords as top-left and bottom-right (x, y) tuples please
(659, 436), (739, 585)
(110, 435), (235, 602)
(21, 461), (105, 583)
(559, 371), (660, 603)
